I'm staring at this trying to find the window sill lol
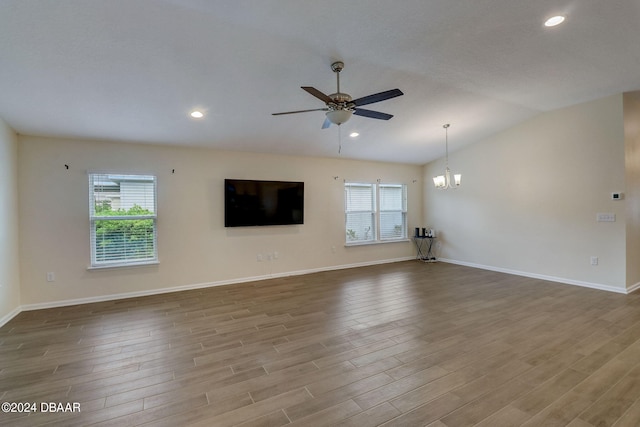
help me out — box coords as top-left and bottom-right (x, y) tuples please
(87, 260), (159, 271)
(345, 239), (410, 247)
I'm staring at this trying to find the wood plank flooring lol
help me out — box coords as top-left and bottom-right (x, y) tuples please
(2, 261), (640, 426)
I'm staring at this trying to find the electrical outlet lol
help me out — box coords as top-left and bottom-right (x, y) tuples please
(257, 254), (263, 262)
(46, 272), (55, 282)
(273, 251), (279, 259)
(590, 256), (598, 266)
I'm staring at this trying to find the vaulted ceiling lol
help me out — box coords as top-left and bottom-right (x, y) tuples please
(1, 1), (639, 164)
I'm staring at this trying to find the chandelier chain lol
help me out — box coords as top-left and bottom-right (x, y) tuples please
(444, 124), (450, 168)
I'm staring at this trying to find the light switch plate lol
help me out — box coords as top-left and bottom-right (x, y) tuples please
(596, 213), (616, 222)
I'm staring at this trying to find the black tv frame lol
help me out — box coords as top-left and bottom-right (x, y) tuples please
(224, 179), (304, 227)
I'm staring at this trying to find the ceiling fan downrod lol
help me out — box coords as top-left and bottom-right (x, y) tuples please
(331, 61), (344, 95)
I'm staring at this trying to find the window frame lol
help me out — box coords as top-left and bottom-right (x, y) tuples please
(344, 181), (408, 245)
(378, 183), (408, 242)
(344, 182), (377, 244)
(88, 172), (158, 269)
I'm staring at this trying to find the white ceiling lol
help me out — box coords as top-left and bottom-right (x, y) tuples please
(1, 1), (639, 165)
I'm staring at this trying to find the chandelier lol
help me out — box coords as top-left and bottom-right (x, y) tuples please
(433, 124), (461, 189)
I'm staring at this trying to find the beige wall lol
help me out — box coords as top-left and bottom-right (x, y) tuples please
(625, 92), (640, 289)
(424, 95), (627, 291)
(0, 118), (21, 324)
(18, 136), (423, 306)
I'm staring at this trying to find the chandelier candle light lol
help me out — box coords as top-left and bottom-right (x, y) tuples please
(433, 123), (461, 189)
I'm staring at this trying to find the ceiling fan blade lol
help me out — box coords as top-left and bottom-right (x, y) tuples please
(321, 117), (332, 129)
(353, 108), (393, 120)
(352, 89), (403, 107)
(301, 86), (333, 104)
(272, 108), (328, 116)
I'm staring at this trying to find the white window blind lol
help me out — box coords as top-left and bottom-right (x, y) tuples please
(344, 182), (407, 244)
(379, 184), (407, 240)
(345, 183), (376, 243)
(89, 173), (157, 267)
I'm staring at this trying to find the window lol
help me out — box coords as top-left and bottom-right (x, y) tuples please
(379, 184), (408, 240)
(345, 183), (376, 243)
(344, 182), (407, 244)
(89, 173), (157, 267)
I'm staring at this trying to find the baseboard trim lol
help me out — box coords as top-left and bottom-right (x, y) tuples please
(6, 255), (632, 324)
(627, 281), (640, 294)
(18, 257), (414, 313)
(0, 305), (22, 329)
(438, 258), (628, 294)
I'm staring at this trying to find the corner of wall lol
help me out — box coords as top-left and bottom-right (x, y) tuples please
(0, 117), (21, 327)
(624, 91), (640, 290)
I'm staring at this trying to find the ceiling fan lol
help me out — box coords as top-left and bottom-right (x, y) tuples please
(272, 61), (403, 129)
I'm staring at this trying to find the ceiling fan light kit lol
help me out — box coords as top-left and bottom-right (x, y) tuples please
(325, 109), (352, 126)
(273, 61), (403, 128)
(433, 124), (461, 190)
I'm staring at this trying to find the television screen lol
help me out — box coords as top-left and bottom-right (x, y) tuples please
(224, 179), (304, 227)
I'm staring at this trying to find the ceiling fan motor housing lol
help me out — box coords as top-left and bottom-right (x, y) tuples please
(327, 93), (355, 115)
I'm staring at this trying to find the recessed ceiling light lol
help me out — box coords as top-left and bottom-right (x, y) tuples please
(190, 110), (204, 119)
(349, 132), (360, 138)
(544, 15), (565, 27)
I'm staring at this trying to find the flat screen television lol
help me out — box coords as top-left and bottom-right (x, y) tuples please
(224, 179), (304, 227)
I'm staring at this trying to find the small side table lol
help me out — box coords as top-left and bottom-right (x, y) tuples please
(413, 236), (436, 262)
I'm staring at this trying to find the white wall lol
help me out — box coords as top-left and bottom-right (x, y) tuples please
(18, 136), (423, 306)
(625, 92), (640, 289)
(0, 117), (21, 324)
(424, 95), (627, 292)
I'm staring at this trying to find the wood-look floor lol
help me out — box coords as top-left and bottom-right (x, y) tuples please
(2, 262), (640, 426)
